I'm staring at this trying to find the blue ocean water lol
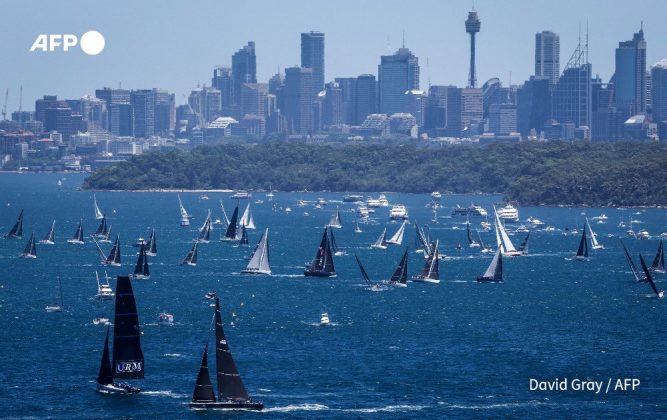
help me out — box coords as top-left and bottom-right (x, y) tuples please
(0, 172), (666, 418)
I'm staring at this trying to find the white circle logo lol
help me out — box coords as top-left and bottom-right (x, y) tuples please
(80, 31), (105, 55)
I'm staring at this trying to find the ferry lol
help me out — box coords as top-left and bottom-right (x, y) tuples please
(231, 191), (251, 199)
(343, 194), (363, 203)
(452, 204), (487, 217)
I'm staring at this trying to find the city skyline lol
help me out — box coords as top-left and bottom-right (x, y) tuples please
(1, 0), (667, 111)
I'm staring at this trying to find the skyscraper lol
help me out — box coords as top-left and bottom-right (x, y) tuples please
(517, 76), (551, 136)
(652, 59), (667, 124)
(95, 87), (131, 135)
(281, 66), (313, 135)
(212, 67), (233, 108)
(614, 26), (647, 114)
(130, 89), (155, 138)
(241, 83), (268, 118)
(232, 42), (257, 106)
(552, 40), (592, 133)
(465, 9), (481, 88)
(301, 31), (325, 97)
(355, 74), (377, 125)
(378, 47), (419, 115)
(153, 89), (175, 135)
(535, 31), (560, 87)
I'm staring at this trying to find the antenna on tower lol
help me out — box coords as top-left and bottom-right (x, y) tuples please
(18, 86), (23, 126)
(508, 71), (512, 103)
(427, 57), (431, 89)
(402, 29), (405, 48)
(386, 34), (391, 53)
(585, 20), (589, 64)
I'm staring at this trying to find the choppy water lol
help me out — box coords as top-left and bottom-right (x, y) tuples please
(0, 172), (666, 418)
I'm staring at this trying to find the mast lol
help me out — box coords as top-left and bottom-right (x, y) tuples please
(387, 220), (407, 245)
(21, 232), (36, 257)
(192, 342), (216, 402)
(415, 240), (439, 281)
(372, 227), (387, 249)
(42, 220), (56, 243)
(639, 254), (665, 298)
(650, 240), (665, 273)
(94, 194), (104, 220)
(213, 297), (250, 401)
(147, 229), (157, 255)
(220, 200), (230, 228)
(518, 231), (530, 254)
(620, 240), (643, 282)
(354, 254), (373, 286)
(112, 276), (144, 379)
(239, 225), (249, 245)
(182, 241), (199, 266)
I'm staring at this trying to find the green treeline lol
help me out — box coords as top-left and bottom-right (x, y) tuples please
(83, 141), (667, 206)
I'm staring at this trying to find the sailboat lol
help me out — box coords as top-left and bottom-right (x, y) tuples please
(4, 209), (24, 238)
(20, 232), (37, 258)
(586, 218), (604, 250)
(239, 204), (256, 229)
(388, 248), (409, 287)
(96, 275), (144, 394)
(575, 223), (589, 261)
(354, 254), (386, 291)
(517, 231), (530, 255)
(476, 248), (503, 282)
(182, 241), (199, 266)
(198, 210), (212, 243)
(414, 222), (431, 255)
(145, 229), (157, 256)
(95, 271), (114, 299)
(304, 227), (336, 277)
(178, 194), (191, 227)
(100, 224), (113, 244)
(639, 255), (665, 299)
(493, 206), (521, 256)
(354, 220), (362, 233)
(132, 244), (150, 280)
(39, 220), (56, 245)
(45, 274), (64, 312)
(326, 206), (342, 229)
(67, 220), (85, 244)
(219, 200), (230, 228)
(221, 205), (240, 241)
(105, 235), (122, 266)
(370, 227), (388, 250)
(478, 231), (493, 253)
(242, 228), (271, 275)
(386, 220), (407, 245)
(620, 240), (645, 282)
(412, 240), (440, 283)
(93, 194), (104, 220)
(189, 297), (263, 410)
(239, 225), (249, 245)
(327, 228), (345, 256)
(649, 239), (665, 273)
(94, 215), (109, 238)
(466, 218), (479, 247)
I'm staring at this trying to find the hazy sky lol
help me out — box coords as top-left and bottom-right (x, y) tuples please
(1, 0), (666, 112)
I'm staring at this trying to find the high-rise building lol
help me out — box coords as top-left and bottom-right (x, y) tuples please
(44, 101), (73, 141)
(334, 77), (357, 125)
(188, 87), (222, 125)
(652, 59), (667, 124)
(535, 31), (560, 87)
(212, 67), (233, 108)
(444, 87), (483, 137)
(424, 85), (452, 133)
(488, 103), (517, 135)
(80, 95), (108, 130)
(378, 47), (419, 115)
(153, 89), (175, 135)
(517, 76), (551, 136)
(281, 66), (313, 135)
(109, 103), (134, 136)
(552, 40), (592, 133)
(232, 42), (257, 106)
(355, 74), (377, 125)
(301, 31), (325, 97)
(465, 10), (481, 88)
(95, 88), (130, 107)
(241, 83), (268, 118)
(613, 26), (647, 114)
(35, 95), (59, 123)
(322, 82), (343, 128)
(130, 89), (155, 138)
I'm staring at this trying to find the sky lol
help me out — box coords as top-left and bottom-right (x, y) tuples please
(1, 0), (666, 112)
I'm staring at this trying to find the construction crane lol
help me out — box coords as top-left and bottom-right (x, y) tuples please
(18, 86), (23, 126)
(1, 88), (8, 121)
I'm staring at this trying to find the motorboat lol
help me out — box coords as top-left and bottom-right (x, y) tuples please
(497, 204), (519, 222)
(158, 312), (174, 325)
(527, 216), (544, 225)
(389, 205), (408, 220)
(320, 312), (330, 325)
(231, 191), (251, 199)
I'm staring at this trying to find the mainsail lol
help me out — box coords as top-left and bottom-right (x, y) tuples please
(178, 194), (190, 226)
(182, 241), (199, 266)
(213, 297), (250, 401)
(222, 206), (240, 241)
(575, 223), (588, 259)
(97, 326), (114, 386)
(477, 248), (503, 282)
(355, 254), (373, 286)
(112, 275), (144, 379)
(198, 211), (212, 243)
(389, 249), (409, 286)
(494, 207), (518, 255)
(304, 227), (336, 277)
(40, 220), (56, 244)
(94, 215), (108, 238)
(466, 219), (479, 247)
(105, 235), (121, 266)
(586, 218), (603, 250)
(371, 228), (388, 249)
(68, 220), (85, 244)
(94, 194), (104, 220)
(326, 206), (342, 229)
(20, 232), (37, 258)
(145, 229), (157, 256)
(242, 228), (270, 275)
(639, 254), (665, 298)
(219, 200), (230, 228)
(4, 209), (24, 238)
(517, 231), (530, 255)
(239, 204), (256, 229)
(650, 239), (665, 273)
(413, 240), (439, 282)
(620, 240), (645, 282)
(386, 220), (407, 245)
(239, 225), (249, 245)
(132, 244), (150, 279)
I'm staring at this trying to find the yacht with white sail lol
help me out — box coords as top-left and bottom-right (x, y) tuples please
(39, 220), (56, 245)
(178, 194), (191, 227)
(386, 220), (407, 245)
(242, 229), (271, 275)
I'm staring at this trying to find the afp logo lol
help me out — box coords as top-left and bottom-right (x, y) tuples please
(29, 30), (105, 55)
